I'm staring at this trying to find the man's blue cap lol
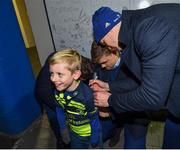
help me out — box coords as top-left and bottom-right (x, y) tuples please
(92, 7), (122, 43)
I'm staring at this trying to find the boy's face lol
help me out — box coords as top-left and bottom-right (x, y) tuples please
(98, 53), (118, 70)
(50, 63), (80, 91)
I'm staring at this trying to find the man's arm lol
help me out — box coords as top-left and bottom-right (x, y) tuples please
(109, 17), (179, 113)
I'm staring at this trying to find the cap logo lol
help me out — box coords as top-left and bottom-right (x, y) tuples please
(113, 14), (121, 22)
(105, 22), (111, 28)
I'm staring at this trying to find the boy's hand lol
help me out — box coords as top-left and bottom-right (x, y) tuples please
(60, 128), (70, 144)
(91, 143), (99, 149)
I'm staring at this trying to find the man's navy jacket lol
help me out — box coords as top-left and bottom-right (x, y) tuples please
(108, 3), (180, 119)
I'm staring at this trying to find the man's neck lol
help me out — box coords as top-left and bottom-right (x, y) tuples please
(113, 56), (121, 69)
(117, 22), (124, 51)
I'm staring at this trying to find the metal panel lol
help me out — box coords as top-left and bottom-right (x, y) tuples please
(25, 0), (55, 65)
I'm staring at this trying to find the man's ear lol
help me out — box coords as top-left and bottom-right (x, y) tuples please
(73, 70), (81, 80)
(111, 49), (118, 55)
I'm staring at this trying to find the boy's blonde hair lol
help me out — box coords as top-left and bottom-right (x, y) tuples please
(49, 48), (82, 73)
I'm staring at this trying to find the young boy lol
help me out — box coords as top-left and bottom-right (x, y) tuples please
(35, 53), (95, 148)
(91, 41), (122, 147)
(90, 41), (150, 148)
(49, 49), (100, 149)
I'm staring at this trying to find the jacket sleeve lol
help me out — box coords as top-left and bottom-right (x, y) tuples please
(55, 107), (66, 130)
(88, 108), (101, 146)
(109, 17), (179, 113)
(56, 107), (70, 144)
(85, 89), (101, 145)
(34, 52), (56, 109)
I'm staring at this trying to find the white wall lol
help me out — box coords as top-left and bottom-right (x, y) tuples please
(45, 0), (130, 58)
(25, 0), (55, 65)
(44, 0), (180, 58)
(25, 0), (180, 61)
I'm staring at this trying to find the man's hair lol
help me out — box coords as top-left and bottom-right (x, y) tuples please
(91, 41), (119, 64)
(49, 48), (81, 73)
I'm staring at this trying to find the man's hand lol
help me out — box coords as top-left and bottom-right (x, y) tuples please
(89, 79), (109, 92)
(93, 91), (111, 107)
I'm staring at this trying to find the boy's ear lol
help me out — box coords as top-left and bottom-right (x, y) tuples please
(73, 70), (81, 80)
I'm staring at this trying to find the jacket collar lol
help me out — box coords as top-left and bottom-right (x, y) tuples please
(119, 10), (132, 46)
(55, 81), (84, 100)
(119, 10), (142, 82)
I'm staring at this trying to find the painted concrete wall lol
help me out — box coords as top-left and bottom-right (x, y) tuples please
(12, 0), (35, 48)
(45, 0), (129, 58)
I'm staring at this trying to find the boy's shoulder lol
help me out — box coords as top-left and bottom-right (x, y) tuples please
(76, 81), (93, 100)
(77, 81), (94, 108)
(78, 81), (93, 94)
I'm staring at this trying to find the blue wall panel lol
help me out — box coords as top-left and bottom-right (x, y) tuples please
(0, 0), (41, 135)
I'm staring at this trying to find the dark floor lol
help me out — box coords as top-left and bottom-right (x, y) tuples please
(0, 136), (17, 149)
(3, 112), (124, 149)
(0, 111), (164, 149)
